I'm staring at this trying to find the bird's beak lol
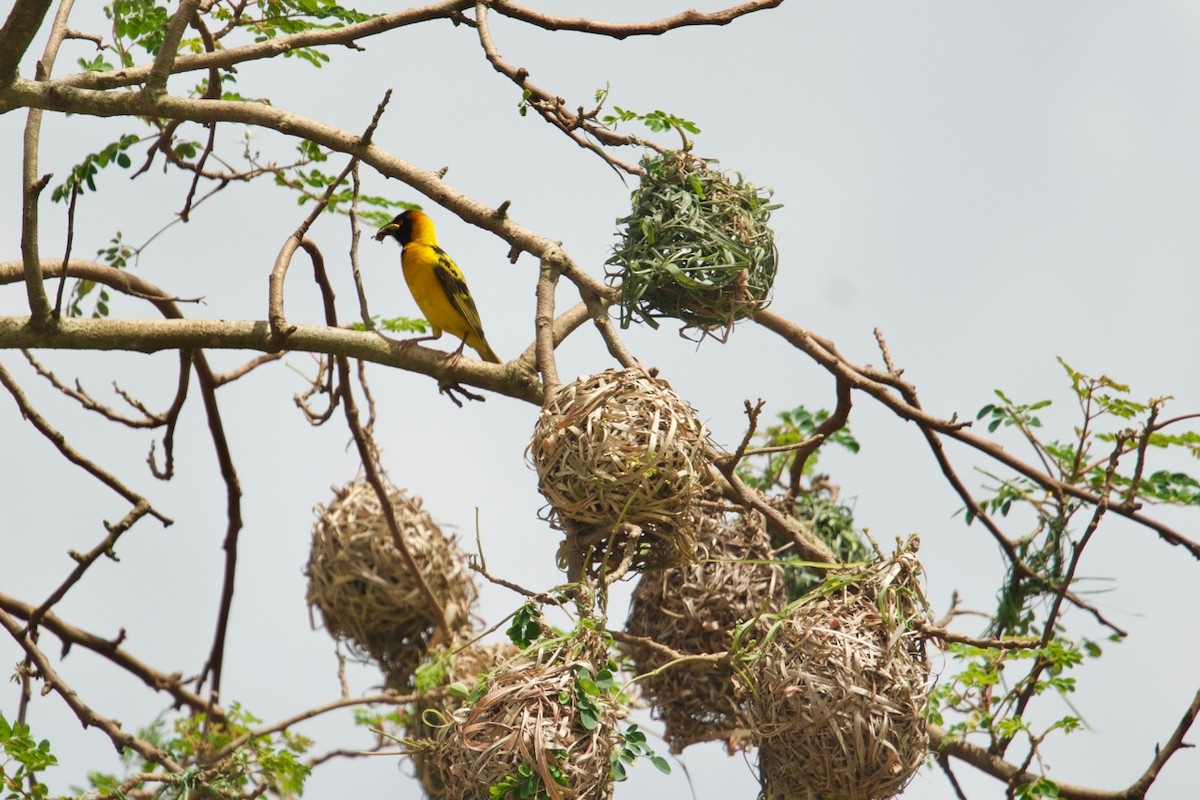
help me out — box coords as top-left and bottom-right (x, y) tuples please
(374, 223), (399, 242)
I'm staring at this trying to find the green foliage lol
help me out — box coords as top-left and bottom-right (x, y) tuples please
(970, 359), (1200, 639)
(77, 54), (115, 73)
(116, 704), (312, 800)
(595, 88), (700, 138)
(572, 665), (667, 782)
(929, 639), (1091, 745)
(349, 316), (430, 333)
(0, 716), (57, 800)
(735, 404), (867, 598)
(610, 725), (670, 781)
(65, 234), (135, 319)
(607, 152), (779, 337)
(272, 147), (416, 224)
(1016, 778), (1062, 799)
(736, 405), (860, 492)
(106, 0), (169, 64)
(488, 759), (568, 799)
(603, 106), (701, 136)
(506, 603), (543, 649)
(976, 390), (1052, 433)
(777, 491), (869, 599)
(50, 135), (141, 202)
(243, 1), (376, 68)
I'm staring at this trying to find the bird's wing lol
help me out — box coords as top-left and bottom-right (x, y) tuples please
(431, 247), (488, 338)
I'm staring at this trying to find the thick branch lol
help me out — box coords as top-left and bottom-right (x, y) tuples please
(1, 260), (539, 402)
(0, 0), (54, 84)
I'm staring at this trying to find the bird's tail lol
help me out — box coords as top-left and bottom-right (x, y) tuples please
(471, 334), (502, 364)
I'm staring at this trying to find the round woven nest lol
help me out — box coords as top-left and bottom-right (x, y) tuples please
(752, 540), (931, 800)
(305, 479), (477, 689)
(407, 643), (520, 798)
(424, 633), (623, 800)
(528, 368), (710, 574)
(625, 505), (786, 754)
(606, 151), (779, 340)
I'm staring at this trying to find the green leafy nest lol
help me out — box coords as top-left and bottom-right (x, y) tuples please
(607, 153), (780, 338)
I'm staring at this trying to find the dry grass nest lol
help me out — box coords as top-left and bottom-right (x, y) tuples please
(305, 479), (477, 689)
(528, 368), (710, 574)
(423, 632), (624, 800)
(625, 506), (787, 754)
(407, 643), (521, 798)
(752, 538), (931, 800)
(606, 151), (779, 341)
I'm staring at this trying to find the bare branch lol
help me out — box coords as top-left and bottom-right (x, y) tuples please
(0, 606), (186, 771)
(789, 375), (851, 496)
(474, 1), (642, 175)
(28, 500), (153, 631)
(491, 0), (784, 40)
(753, 309), (1200, 559)
(0, 359), (172, 525)
(0, 592), (213, 715)
(534, 253), (562, 395)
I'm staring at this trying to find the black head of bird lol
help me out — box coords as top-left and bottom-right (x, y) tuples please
(374, 211), (414, 245)
(376, 210), (442, 248)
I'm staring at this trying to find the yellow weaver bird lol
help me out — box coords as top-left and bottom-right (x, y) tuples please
(374, 210), (501, 363)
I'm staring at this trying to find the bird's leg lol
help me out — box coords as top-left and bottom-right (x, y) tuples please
(443, 338), (469, 370)
(398, 328), (441, 348)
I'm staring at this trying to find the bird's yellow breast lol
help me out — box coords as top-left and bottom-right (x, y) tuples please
(402, 243), (472, 341)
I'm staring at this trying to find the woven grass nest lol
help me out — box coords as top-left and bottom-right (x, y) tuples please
(625, 506), (786, 754)
(752, 539), (931, 800)
(423, 633), (624, 800)
(407, 643), (520, 798)
(305, 479), (477, 689)
(606, 151), (779, 340)
(528, 368), (710, 574)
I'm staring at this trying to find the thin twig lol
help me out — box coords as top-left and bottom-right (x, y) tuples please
(0, 607), (186, 772)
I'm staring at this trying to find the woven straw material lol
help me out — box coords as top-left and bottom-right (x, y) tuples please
(425, 636), (623, 800)
(529, 369), (709, 572)
(625, 507), (786, 754)
(752, 547), (930, 800)
(305, 480), (477, 688)
(408, 643), (520, 798)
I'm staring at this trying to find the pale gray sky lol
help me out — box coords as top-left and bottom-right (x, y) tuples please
(3, 2), (1199, 798)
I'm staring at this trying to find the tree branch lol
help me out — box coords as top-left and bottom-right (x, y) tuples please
(0, 606), (187, 771)
(753, 309), (1200, 559)
(0, 592), (215, 717)
(491, 0), (784, 40)
(0, 0), (55, 84)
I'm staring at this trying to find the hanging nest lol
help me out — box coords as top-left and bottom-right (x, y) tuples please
(305, 479), (477, 689)
(528, 368), (710, 575)
(423, 632), (624, 800)
(624, 505), (786, 754)
(752, 538), (931, 800)
(407, 643), (521, 799)
(606, 151), (779, 340)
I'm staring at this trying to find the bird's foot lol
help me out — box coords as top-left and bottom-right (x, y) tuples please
(437, 379), (486, 407)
